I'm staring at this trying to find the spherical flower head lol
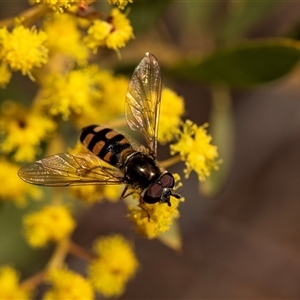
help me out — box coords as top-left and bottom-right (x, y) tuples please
(158, 88), (185, 144)
(0, 101), (56, 162)
(0, 266), (32, 300)
(88, 234), (139, 298)
(23, 205), (75, 248)
(0, 63), (11, 88)
(40, 65), (103, 120)
(127, 195), (182, 239)
(84, 8), (134, 53)
(170, 120), (220, 181)
(0, 101), (56, 161)
(0, 24), (48, 77)
(30, 0), (75, 12)
(108, 0), (133, 10)
(74, 70), (129, 127)
(96, 73), (129, 122)
(106, 8), (134, 50)
(43, 268), (94, 300)
(84, 20), (111, 53)
(0, 158), (41, 207)
(43, 13), (88, 65)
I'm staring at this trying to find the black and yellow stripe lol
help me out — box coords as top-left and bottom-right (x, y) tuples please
(80, 125), (132, 167)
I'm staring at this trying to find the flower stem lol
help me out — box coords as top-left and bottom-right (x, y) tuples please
(160, 155), (181, 168)
(0, 5), (51, 28)
(68, 240), (97, 261)
(46, 237), (71, 271)
(19, 270), (46, 291)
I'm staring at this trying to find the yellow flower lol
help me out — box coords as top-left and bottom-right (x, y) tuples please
(101, 74), (129, 121)
(23, 205), (75, 248)
(0, 101), (56, 162)
(0, 63), (11, 88)
(84, 20), (111, 52)
(84, 8), (134, 53)
(88, 235), (139, 298)
(43, 13), (89, 65)
(127, 172), (183, 239)
(0, 266), (32, 300)
(40, 65), (103, 120)
(127, 174), (183, 239)
(108, 0), (133, 10)
(30, 0), (75, 12)
(43, 268), (94, 300)
(71, 70), (128, 127)
(170, 120), (220, 181)
(0, 158), (41, 207)
(106, 8), (134, 51)
(0, 24), (48, 77)
(158, 88), (185, 144)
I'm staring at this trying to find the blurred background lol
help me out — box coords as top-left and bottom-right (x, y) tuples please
(2, 0), (300, 298)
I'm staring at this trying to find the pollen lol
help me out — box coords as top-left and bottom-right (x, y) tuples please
(158, 88), (185, 144)
(23, 205), (75, 248)
(30, 0), (76, 12)
(43, 268), (94, 300)
(0, 158), (42, 207)
(0, 100), (56, 162)
(170, 120), (221, 181)
(0, 24), (48, 77)
(43, 13), (88, 65)
(106, 8), (134, 51)
(127, 196), (181, 239)
(0, 266), (32, 300)
(88, 234), (139, 298)
(84, 8), (134, 53)
(39, 65), (103, 120)
(0, 63), (11, 88)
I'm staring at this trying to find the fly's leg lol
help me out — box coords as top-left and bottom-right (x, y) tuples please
(120, 186), (151, 221)
(139, 197), (151, 221)
(120, 185), (135, 199)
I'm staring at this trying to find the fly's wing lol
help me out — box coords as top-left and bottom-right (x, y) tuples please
(125, 52), (162, 157)
(18, 152), (125, 186)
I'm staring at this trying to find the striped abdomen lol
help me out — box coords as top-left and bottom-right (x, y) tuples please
(80, 125), (133, 167)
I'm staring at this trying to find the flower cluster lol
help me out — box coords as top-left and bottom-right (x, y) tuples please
(84, 8), (134, 54)
(0, 157), (41, 206)
(0, 0), (222, 298)
(30, 0), (76, 13)
(0, 266), (32, 300)
(171, 120), (220, 181)
(23, 205), (75, 247)
(88, 234), (139, 297)
(44, 268), (94, 299)
(0, 100), (56, 162)
(127, 174), (184, 239)
(0, 23), (48, 80)
(158, 88), (185, 143)
(43, 13), (89, 65)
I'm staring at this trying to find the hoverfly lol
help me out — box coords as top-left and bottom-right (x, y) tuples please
(18, 53), (181, 207)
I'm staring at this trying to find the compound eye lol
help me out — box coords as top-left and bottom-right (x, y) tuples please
(160, 172), (175, 188)
(143, 183), (162, 204)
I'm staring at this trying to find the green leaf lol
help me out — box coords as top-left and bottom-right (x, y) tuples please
(219, 1), (280, 41)
(170, 39), (300, 88)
